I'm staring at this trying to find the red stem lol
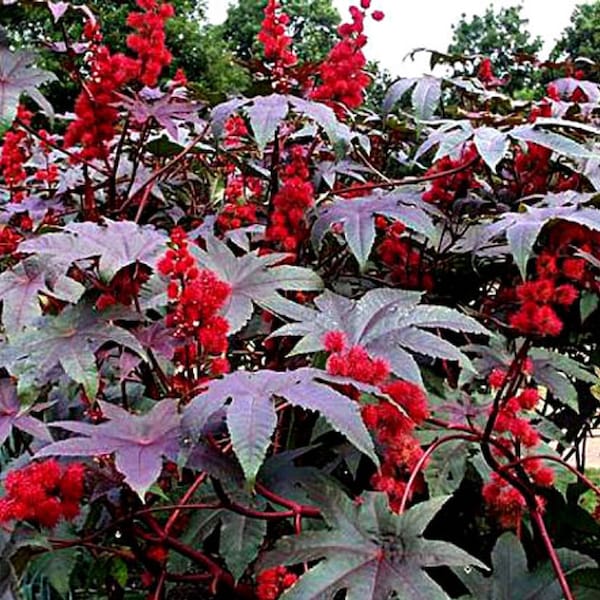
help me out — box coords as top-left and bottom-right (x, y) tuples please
(530, 509), (575, 600)
(398, 433), (479, 514)
(333, 157), (478, 197)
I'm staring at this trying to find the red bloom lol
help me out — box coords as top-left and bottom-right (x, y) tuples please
(0, 460), (85, 528)
(256, 566), (298, 600)
(311, 3), (373, 112)
(257, 0), (298, 92)
(160, 229), (231, 385)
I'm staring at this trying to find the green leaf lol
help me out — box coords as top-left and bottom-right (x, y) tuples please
(28, 547), (79, 598)
(259, 483), (485, 600)
(455, 532), (595, 600)
(221, 509), (267, 582)
(580, 291), (599, 324)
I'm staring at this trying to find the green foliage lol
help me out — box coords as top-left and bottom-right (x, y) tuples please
(552, 1), (600, 77)
(220, 0), (341, 64)
(447, 4), (543, 97)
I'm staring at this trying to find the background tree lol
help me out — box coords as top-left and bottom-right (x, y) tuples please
(447, 4), (543, 97)
(0, 0), (248, 104)
(220, 0), (340, 65)
(552, 1), (600, 79)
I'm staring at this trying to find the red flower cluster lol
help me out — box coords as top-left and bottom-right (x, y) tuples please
(65, 2), (174, 160)
(476, 58), (506, 88)
(256, 566), (298, 600)
(510, 142), (580, 197)
(216, 175), (262, 233)
(157, 228), (231, 379)
(258, 0), (298, 92)
(96, 265), (152, 311)
(0, 106), (33, 202)
(422, 143), (479, 204)
(508, 223), (596, 337)
(483, 460), (553, 529)
(0, 460), (85, 528)
(324, 330), (390, 385)
(0, 226), (22, 256)
(482, 361), (555, 528)
(223, 115), (249, 148)
(310, 3), (374, 112)
(323, 330), (430, 512)
(363, 381), (429, 512)
(64, 42), (139, 160)
(376, 220), (433, 290)
(126, 0), (174, 88)
(266, 146), (314, 255)
(547, 78), (588, 103)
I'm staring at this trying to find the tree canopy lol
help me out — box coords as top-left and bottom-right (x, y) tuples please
(447, 4), (543, 96)
(220, 0), (340, 65)
(552, 0), (600, 78)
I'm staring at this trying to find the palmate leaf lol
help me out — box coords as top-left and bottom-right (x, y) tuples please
(383, 76), (442, 121)
(477, 191), (600, 279)
(36, 400), (181, 498)
(0, 304), (147, 397)
(0, 48), (56, 130)
(0, 257), (84, 337)
(190, 235), (322, 333)
(259, 485), (485, 600)
(455, 532), (595, 600)
(210, 94), (352, 150)
(19, 220), (167, 279)
(182, 368), (377, 485)
(271, 288), (489, 385)
(311, 189), (438, 270)
(245, 94), (289, 151)
(118, 91), (202, 141)
(0, 379), (52, 445)
(473, 127), (510, 172)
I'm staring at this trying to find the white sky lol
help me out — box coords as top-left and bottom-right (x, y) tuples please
(205, 0), (593, 77)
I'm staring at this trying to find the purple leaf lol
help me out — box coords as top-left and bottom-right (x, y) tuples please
(48, 1), (69, 22)
(20, 219), (167, 279)
(473, 127), (509, 171)
(191, 235), (322, 333)
(510, 125), (594, 159)
(0, 48), (57, 127)
(183, 368), (377, 484)
(312, 190), (438, 270)
(245, 94), (289, 151)
(37, 400), (181, 498)
(0, 304), (147, 397)
(0, 379), (52, 445)
(478, 191), (597, 279)
(118, 92), (202, 141)
(271, 288), (488, 385)
(0, 257), (84, 337)
(288, 96), (352, 146)
(383, 77), (418, 114)
(411, 76), (442, 121)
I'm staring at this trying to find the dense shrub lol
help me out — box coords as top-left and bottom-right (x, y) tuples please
(0, 1), (599, 598)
